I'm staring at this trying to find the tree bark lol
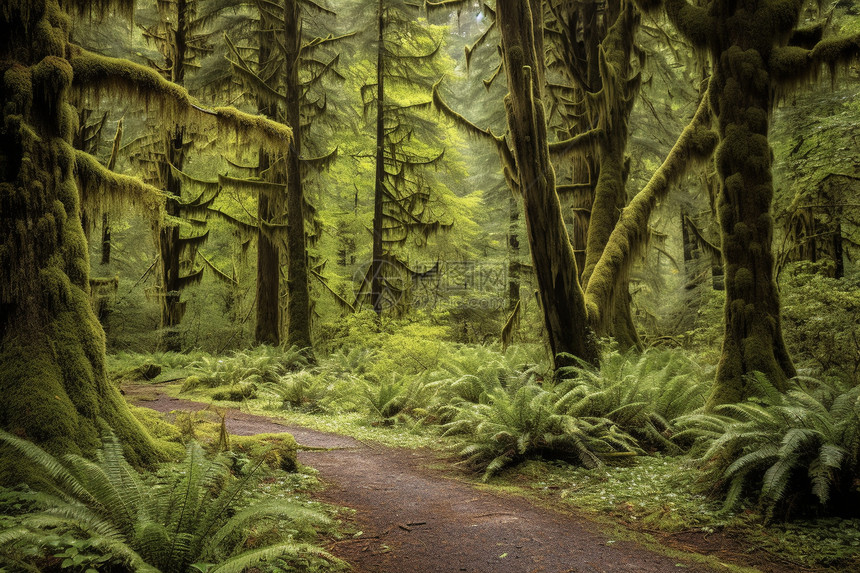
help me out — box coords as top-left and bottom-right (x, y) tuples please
(157, 0), (189, 352)
(370, 0), (386, 315)
(254, 10), (281, 347)
(0, 0), (159, 466)
(497, 0), (598, 368)
(507, 192), (520, 312)
(283, 0), (313, 352)
(255, 154), (281, 346)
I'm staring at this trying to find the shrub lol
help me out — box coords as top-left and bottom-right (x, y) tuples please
(554, 349), (710, 452)
(442, 383), (640, 480)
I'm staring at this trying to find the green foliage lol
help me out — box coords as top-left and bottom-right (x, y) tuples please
(780, 265), (860, 383)
(182, 346), (308, 392)
(555, 349), (710, 452)
(675, 374), (860, 519)
(0, 431), (338, 572)
(442, 380), (640, 481)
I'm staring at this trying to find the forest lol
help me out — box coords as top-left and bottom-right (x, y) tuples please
(1, 0), (859, 571)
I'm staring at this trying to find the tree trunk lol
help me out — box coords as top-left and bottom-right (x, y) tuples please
(158, 127), (184, 352)
(283, 0), (313, 352)
(497, 0), (598, 368)
(157, 0), (188, 352)
(370, 0), (386, 315)
(0, 0), (159, 466)
(255, 153), (281, 346)
(254, 16), (281, 346)
(708, 35), (795, 406)
(507, 192), (520, 312)
(101, 213), (111, 265)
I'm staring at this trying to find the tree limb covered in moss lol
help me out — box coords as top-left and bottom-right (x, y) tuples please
(584, 88), (716, 323)
(770, 34), (860, 83)
(548, 128), (603, 160)
(431, 80), (517, 185)
(198, 251), (238, 287)
(68, 47), (292, 151)
(663, 0), (714, 47)
(75, 148), (165, 215)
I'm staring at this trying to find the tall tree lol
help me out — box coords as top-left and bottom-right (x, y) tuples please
(224, 0), (346, 350)
(646, 0), (860, 405)
(0, 0), (293, 461)
(136, 0), (214, 351)
(361, 0), (451, 314)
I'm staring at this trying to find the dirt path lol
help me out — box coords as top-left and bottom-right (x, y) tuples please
(129, 389), (792, 573)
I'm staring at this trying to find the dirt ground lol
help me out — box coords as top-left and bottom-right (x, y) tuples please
(129, 388), (807, 573)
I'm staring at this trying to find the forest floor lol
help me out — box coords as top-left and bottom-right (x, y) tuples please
(125, 385), (809, 573)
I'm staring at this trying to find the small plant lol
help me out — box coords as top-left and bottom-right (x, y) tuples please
(264, 371), (331, 412)
(359, 374), (431, 424)
(675, 374), (860, 520)
(0, 431), (340, 572)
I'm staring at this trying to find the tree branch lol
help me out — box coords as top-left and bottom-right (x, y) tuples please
(69, 47), (292, 151)
(770, 34), (860, 84)
(584, 87), (717, 324)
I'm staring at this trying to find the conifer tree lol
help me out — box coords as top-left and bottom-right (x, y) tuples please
(360, 0), (451, 314)
(134, 0), (216, 351)
(224, 0), (346, 350)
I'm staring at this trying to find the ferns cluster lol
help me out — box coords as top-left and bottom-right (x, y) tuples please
(181, 346), (309, 399)
(555, 349), (710, 453)
(0, 431), (340, 572)
(676, 374), (860, 519)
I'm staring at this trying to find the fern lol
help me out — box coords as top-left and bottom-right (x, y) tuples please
(443, 383), (639, 480)
(554, 349), (709, 453)
(0, 431), (340, 572)
(675, 375), (860, 519)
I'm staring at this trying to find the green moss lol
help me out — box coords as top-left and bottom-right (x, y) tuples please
(3, 65), (33, 116)
(230, 433), (299, 472)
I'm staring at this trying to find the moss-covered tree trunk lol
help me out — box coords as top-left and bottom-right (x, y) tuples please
(158, 126), (186, 351)
(370, 0), (386, 315)
(554, 0), (643, 350)
(0, 0), (159, 466)
(660, 0), (805, 405)
(497, 0), (598, 368)
(708, 47), (795, 404)
(507, 192), (520, 312)
(283, 0), (313, 351)
(156, 0), (189, 352)
(255, 153), (281, 346)
(254, 12), (281, 347)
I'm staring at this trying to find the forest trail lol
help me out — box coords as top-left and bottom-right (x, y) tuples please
(128, 388), (788, 573)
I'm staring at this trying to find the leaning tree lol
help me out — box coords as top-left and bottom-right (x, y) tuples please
(434, 0), (716, 367)
(0, 0), (293, 463)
